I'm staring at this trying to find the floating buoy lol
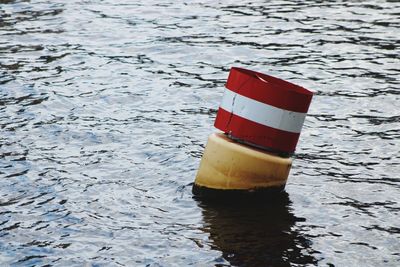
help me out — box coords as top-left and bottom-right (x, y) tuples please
(193, 67), (313, 198)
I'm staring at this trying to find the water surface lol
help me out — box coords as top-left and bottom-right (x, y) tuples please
(1, 0), (399, 266)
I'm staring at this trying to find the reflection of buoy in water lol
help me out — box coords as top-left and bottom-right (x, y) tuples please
(193, 67), (313, 198)
(196, 193), (319, 266)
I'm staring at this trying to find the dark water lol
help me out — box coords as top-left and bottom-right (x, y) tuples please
(1, 0), (399, 266)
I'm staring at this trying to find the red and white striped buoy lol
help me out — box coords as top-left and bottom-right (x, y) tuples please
(214, 67), (313, 155)
(193, 67), (313, 198)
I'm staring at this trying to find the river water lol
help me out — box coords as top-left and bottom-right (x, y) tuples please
(1, 0), (399, 266)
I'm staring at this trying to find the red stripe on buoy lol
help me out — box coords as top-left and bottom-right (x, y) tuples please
(225, 67), (312, 113)
(215, 108), (300, 154)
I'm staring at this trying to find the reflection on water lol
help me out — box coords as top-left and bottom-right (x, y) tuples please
(197, 193), (319, 266)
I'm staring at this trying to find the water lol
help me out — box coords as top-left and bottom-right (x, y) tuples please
(1, 0), (399, 266)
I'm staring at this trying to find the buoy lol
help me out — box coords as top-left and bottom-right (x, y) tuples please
(193, 67), (313, 198)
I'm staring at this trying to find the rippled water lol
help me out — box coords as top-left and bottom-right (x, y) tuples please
(1, 0), (399, 266)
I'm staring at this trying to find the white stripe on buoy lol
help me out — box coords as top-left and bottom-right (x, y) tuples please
(220, 88), (306, 133)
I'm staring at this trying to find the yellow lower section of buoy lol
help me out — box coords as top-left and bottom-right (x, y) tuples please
(194, 133), (292, 190)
